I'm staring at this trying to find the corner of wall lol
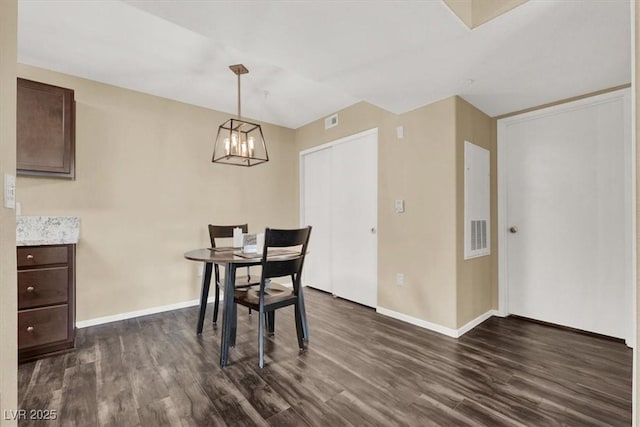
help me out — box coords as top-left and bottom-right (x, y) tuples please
(0, 0), (18, 424)
(454, 97), (497, 329)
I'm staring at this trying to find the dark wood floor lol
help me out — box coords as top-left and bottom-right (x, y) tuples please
(18, 288), (632, 426)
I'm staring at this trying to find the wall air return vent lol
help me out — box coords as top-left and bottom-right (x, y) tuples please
(464, 141), (490, 259)
(325, 114), (338, 130)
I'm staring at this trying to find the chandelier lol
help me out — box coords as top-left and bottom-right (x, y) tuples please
(212, 64), (269, 167)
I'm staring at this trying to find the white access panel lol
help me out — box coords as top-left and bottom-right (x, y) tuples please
(464, 141), (490, 259)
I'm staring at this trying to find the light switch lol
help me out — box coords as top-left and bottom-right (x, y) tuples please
(4, 174), (15, 209)
(396, 126), (404, 139)
(394, 199), (405, 213)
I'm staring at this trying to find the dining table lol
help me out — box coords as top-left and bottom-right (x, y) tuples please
(183, 247), (308, 367)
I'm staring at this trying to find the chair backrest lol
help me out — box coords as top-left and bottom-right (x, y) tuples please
(208, 224), (248, 247)
(260, 227), (312, 288)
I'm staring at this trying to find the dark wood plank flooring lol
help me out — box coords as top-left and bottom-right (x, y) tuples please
(18, 289), (632, 426)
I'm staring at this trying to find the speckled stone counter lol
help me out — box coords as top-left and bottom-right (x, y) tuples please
(17, 216), (80, 246)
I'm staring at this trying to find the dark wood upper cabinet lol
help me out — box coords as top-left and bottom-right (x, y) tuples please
(17, 78), (75, 179)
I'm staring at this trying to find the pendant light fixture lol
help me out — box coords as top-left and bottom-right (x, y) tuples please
(212, 64), (269, 166)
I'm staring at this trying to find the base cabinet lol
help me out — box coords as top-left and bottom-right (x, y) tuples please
(17, 244), (75, 362)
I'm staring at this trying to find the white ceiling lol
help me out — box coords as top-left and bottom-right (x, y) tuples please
(18, 0), (631, 129)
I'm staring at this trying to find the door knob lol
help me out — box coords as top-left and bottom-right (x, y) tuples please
(509, 226), (518, 234)
(370, 227), (377, 234)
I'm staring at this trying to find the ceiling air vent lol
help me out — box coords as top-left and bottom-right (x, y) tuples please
(325, 114), (338, 130)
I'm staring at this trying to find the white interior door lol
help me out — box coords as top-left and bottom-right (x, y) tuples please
(330, 131), (378, 307)
(301, 147), (332, 293)
(300, 129), (378, 308)
(500, 89), (632, 340)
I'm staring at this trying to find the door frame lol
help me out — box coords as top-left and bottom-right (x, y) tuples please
(497, 88), (635, 345)
(299, 127), (379, 297)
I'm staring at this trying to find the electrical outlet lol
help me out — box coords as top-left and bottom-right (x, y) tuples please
(396, 273), (404, 286)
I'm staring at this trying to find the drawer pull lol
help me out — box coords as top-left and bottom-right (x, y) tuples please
(26, 254), (34, 260)
(26, 286), (35, 292)
(26, 326), (34, 333)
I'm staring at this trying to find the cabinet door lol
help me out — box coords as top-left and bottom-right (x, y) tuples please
(17, 78), (75, 179)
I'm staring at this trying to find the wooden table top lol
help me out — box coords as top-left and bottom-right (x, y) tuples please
(184, 248), (299, 264)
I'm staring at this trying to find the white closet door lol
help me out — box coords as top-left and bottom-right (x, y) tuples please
(301, 147), (332, 293)
(330, 131), (378, 307)
(502, 90), (631, 340)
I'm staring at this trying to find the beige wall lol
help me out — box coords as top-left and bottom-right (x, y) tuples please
(455, 97), (496, 326)
(16, 65), (298, 322)
(295, 97), (494, 330)
(0, 0), (17, 424)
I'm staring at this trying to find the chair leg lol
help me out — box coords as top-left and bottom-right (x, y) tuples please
(212, 282), (220, 325)
(294, 303), (305, 351)
(258, 306), (265, 368)
(298, 286), (309, 341)
(266, 312), (275, 336)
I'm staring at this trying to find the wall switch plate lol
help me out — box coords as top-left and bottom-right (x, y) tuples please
(396, 126), (404, 139)
(394, 199), (405, 213)
(396, 273), (404, 286)
(4, 174), (15, 209)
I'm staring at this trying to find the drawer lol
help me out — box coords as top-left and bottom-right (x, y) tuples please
(18, 305), (68, 350)
(18, 267), (68, 309)
(17, 245), (68, 268)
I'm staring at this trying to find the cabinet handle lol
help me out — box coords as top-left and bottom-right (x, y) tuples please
(26, 326), (34, 333)
(26, 254), (34, 260)
(26, 286), (35, 292)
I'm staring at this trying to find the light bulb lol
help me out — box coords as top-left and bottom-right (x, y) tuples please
(231, 133), (238, 154)
(248, 137), (255, 158)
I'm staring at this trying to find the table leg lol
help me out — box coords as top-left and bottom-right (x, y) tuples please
(196, 262), (213, 335)
(220, 263), (237, 367)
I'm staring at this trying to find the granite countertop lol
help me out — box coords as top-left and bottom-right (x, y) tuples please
(17, 216), (80, 246)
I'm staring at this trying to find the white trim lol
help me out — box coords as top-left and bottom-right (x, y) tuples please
(76, 296), (219, 328)
(497, 121), (509, 316)
(376, 307), (498, 338)
(457, 310), (499, 337)
(497, 88), (632, 322)
(630, 0), (637, 423)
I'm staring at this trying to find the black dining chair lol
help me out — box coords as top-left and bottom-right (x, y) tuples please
(233, 226), (311, 368)
(208, 224), (259, 324)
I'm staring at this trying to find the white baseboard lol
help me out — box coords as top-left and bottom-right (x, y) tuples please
(376, 307), (498, 338)
(76, 295), (221, 328)
(457, 309), (499, 337)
